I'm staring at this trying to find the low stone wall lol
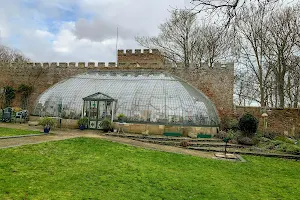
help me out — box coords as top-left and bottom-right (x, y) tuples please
(235, 106), (300, 136)
(110, 123), (218, 136)
(29, 116), (218, 135)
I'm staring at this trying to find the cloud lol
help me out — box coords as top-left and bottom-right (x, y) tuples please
(1, 0), (185, 62)
(74, 18), (134, 42)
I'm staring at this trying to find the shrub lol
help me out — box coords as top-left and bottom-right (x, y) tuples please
(100, 118), (113, 132)
(215, 130), (228, 139)
(237, 136), (255, 146)
(227, 129), (236, 139)
(294, 132), (300, 140)
(279, 143), (300, 154)
(117, 113), (126, 122)
(180, 141), (190, 147)
(221, 117), (239, 131)
(275, 136), (295, 144)
(262, 131), (281, 140)
(238, 113), (258, 137)
(77, 117), (89, 127)
(39, 117), (56, 128)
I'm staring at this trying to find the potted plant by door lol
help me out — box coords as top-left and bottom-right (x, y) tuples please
(77, 117), (88, 130)
(99, 118), (113, 132)
(39, 117), (56, 134)
(117, 113), (126, 123)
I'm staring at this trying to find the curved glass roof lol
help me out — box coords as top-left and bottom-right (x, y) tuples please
(33, 71), (219, 126)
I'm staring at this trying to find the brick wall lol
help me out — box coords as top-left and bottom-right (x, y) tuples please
(235, 106), (300, 136)
(0, 49), (235, 121)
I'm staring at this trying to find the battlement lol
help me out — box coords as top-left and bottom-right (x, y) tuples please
(118, 49), (160, 56)
(171, 62), (234, 70)
(2, 61), (234, 70)
(6, 62), (166, 69)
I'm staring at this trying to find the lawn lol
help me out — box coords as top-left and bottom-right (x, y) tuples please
(0, 127), (41, 137)
(0, 138), (299, 200)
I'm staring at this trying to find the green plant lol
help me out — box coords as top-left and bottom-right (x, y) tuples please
(221, 117), (239, 131)
(278, 143), (300, 154)
(237, 136), (255, 146)
(215, 130), (228, 139)
(39, 117), (56, 128)
(117, 113), (125, 121)
(18, 84), (33, 109)
(180, 141), (190, 147)
(77, 117), (88, 127)
(4, 86), (15, 107)
(238, 113), (258, 137)
(275, 136), (295, 144)
(100, 118), (113, 131)
(262, 131), (281, 140)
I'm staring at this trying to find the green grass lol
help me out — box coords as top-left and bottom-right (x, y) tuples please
(0, 127), (41, 137)
(0, 138), (299, 200)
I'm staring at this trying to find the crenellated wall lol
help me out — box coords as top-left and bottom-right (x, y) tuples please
(0, 49), (234, 120)
(118, 49), (165, 65)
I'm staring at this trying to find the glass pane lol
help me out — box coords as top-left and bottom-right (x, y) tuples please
(98, 101), (106, 120)
(90, 101), (97, 120)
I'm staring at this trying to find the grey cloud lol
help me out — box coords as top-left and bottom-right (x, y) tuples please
(73, 18), (134, 42)
(75, 0), (184, 41)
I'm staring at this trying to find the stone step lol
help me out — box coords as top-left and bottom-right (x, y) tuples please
(132, 138), (245, 148)
(188, 142), (245, 148)
(188, 146), (300, 160)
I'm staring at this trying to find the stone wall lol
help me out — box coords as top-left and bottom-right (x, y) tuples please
(29, 116), (218, 135)
(235, 106), (300, 136)
(0, 49), (235, 121)
(118, 49), (165, 65)
(169, 63), (234, 118)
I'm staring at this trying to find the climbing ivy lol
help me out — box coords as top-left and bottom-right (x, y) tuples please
(18, 84), (33, 109)
(4, 86), (15, 107)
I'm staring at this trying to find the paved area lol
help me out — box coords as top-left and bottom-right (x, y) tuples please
(0, 123), (214, 159)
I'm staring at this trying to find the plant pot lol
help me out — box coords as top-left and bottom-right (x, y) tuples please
(103, 128), (110, 133)
(79, 125), (85, 130)
(44, 127), (50, 134)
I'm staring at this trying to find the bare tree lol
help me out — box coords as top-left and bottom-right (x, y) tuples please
(263, 5), (300, 108)
(190, 0), (281, 26)
(234, 3), (273, 107)
(200, 24), (230, 68)
(0, 45), (30, 63)
(234, 67), (259, 106)
(136, 10), (199, 68)
(136, 9), (229, 68)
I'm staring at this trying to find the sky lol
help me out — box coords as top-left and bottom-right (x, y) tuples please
(0, 0), (187, 62)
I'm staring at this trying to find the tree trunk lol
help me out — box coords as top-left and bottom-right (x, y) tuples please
(278, 75), (285, 108)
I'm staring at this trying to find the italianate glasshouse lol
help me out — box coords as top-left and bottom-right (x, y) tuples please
(32, 71), (219, 130)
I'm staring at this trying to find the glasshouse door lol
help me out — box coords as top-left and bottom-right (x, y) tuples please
(97, 101), (106, 129)
(89, 100), (98, 129)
